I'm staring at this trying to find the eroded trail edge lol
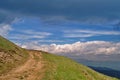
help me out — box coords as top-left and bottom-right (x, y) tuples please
(0, 50), (45, 80)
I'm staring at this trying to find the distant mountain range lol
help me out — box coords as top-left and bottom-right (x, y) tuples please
(89, 66), (120, 79)
(70, 56), (120, 71)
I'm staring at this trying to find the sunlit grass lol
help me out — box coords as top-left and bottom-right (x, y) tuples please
(42, 52), (118, 80)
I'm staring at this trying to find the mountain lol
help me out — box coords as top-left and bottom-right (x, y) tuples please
(89, 66), (120, 79)
(0, 36), (118, 80)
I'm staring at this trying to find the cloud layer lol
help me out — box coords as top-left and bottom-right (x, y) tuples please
(0, 0), (120, 25)
(64, 29), (120, 38)
(8, 30), (52, 40)
(19, 41), (120, 61)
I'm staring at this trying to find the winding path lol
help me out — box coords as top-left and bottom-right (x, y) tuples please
(0, 51), (44, 80)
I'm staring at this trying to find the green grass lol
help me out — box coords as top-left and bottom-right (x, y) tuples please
(42, 52), (118, 80)
(0, 36), (29, 75)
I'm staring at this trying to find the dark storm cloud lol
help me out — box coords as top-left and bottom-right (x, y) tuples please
(0, 0), (120, 24)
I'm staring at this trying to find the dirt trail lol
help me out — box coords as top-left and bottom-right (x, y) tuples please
(0, 51), (44, 80)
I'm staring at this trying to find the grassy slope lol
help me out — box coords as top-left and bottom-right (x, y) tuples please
(0, 36), (118, 80)
(42, 51), (118, 80)
(0, 36), (28, 75)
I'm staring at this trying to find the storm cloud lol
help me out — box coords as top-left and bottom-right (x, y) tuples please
(0, 0), (120, 25)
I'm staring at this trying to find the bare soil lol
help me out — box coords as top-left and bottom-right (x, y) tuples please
(0, 51), (44, 80)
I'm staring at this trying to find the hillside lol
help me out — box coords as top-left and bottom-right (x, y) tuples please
(0, 36), (119, 80)
(0, 36), (29, 75)
(42, 52), (118, 80)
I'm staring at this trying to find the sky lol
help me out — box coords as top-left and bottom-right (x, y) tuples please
(0, 0), (120, 69)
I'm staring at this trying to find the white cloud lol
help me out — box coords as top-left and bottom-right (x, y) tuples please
(19, 41), (120, 55)
(18, 41), (120, 61)
(9, 34), (46, 40)
(21, 30), (52, 36)
(0, 24), (12, 36)
(64, 29), (120, 38)
(64, 33), (94, 38)
(8, 30), (52, 40)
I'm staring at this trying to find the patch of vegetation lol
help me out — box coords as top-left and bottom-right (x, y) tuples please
(42, 52), (118, 80)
